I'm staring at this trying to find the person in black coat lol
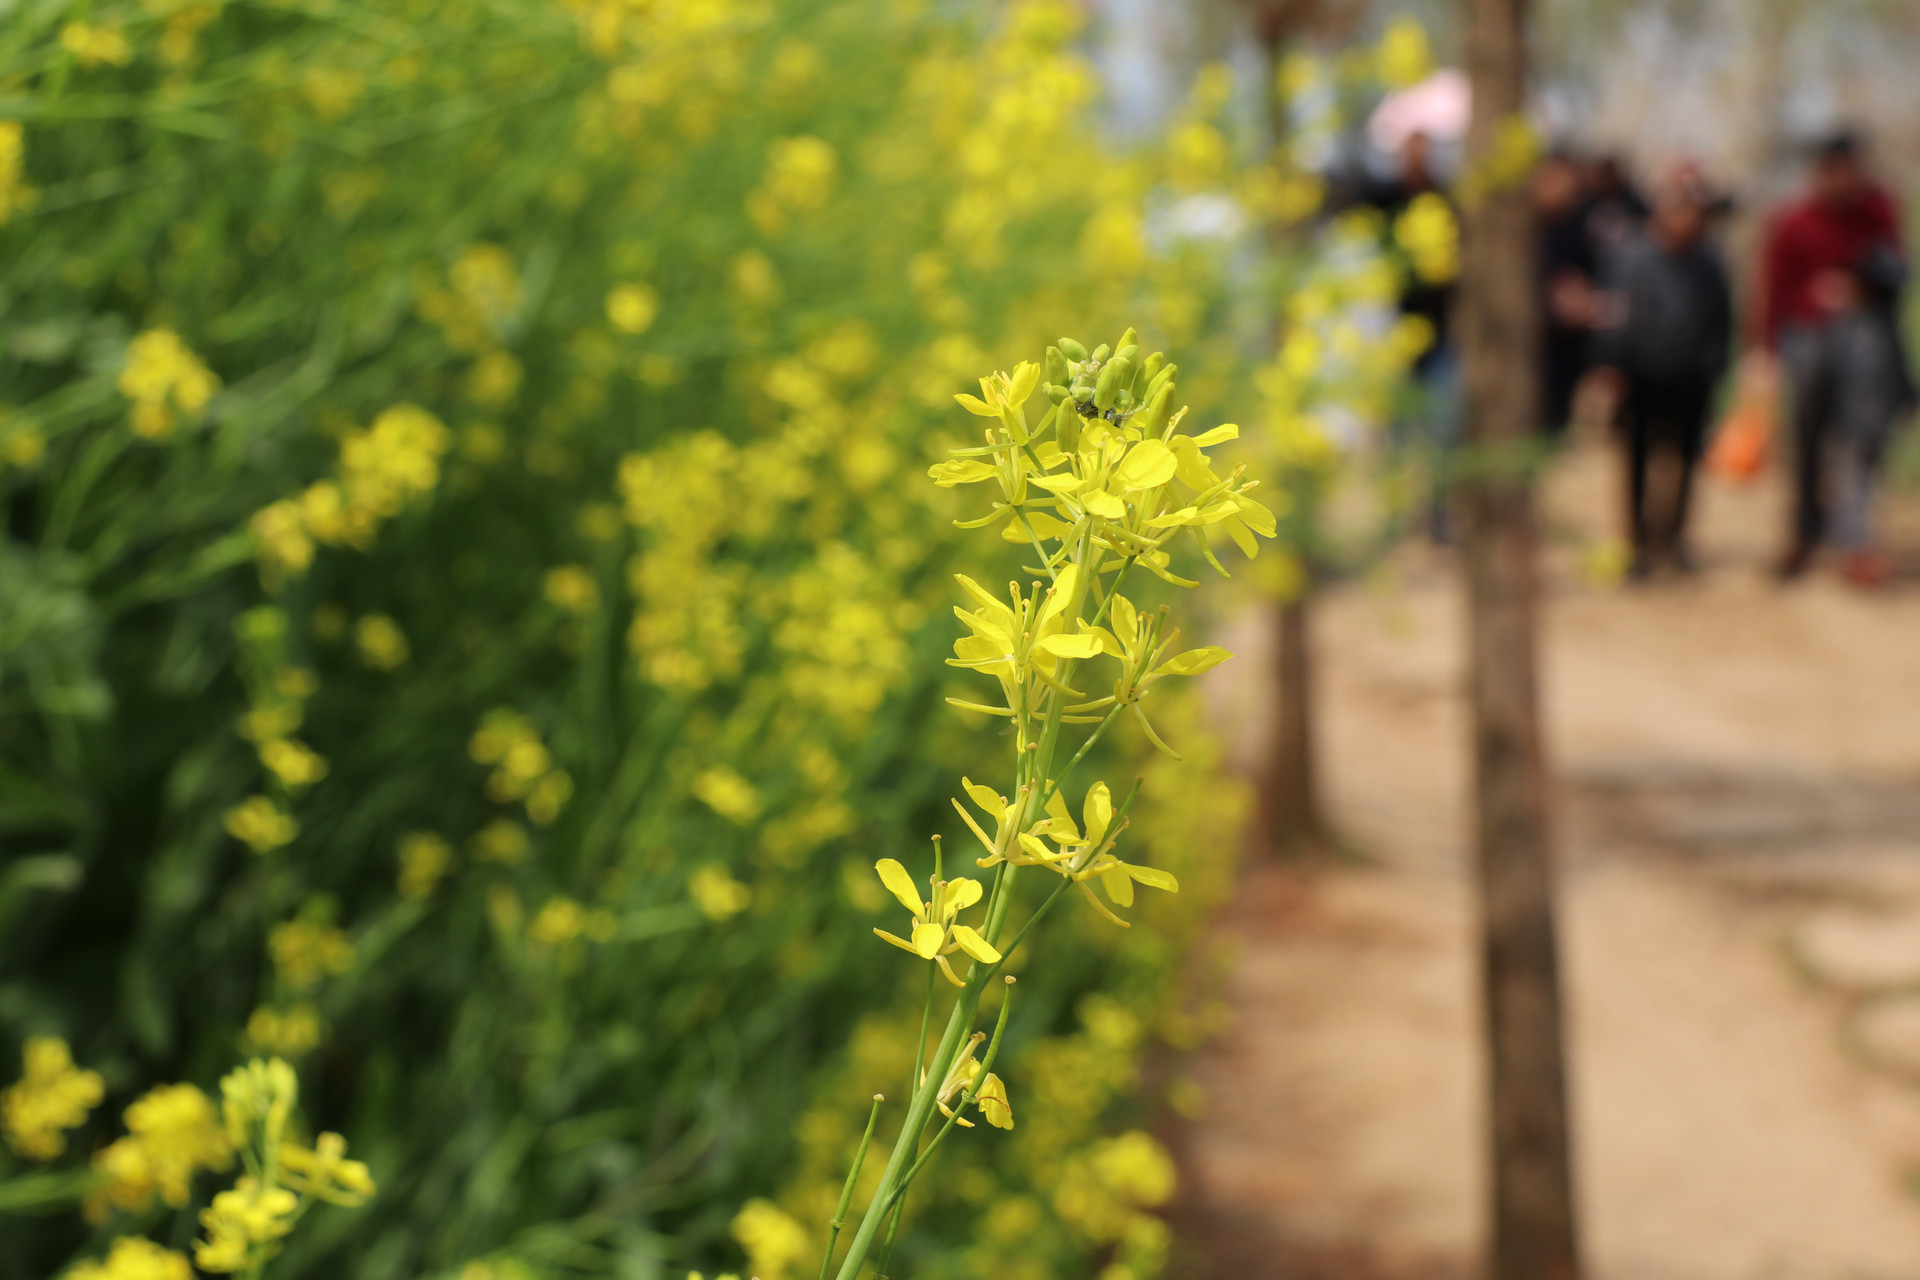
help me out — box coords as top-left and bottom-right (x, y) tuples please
(1590, 165), (1733, 575)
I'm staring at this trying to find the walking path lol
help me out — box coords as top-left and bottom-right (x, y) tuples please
(1177, 436), (1920, 1279)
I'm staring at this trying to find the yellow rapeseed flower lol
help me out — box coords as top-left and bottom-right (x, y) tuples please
(92, 1082), (233, 1213)
(66, 1237), (194, 1280)
(354, 614), (409, 670)
(871, 857), (1001, 986)
(688, 864), (751, 921)
(224, 797), (297, 853)
(1, 1035), (103, 1159)
(269, 919), (353, 990)
(279, 1131), (375, 1205)
(397, 831), (454, 898)
(605, 283), (659, 334)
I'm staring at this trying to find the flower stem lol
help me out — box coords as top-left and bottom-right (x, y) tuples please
(817, 1093), (885, 1280)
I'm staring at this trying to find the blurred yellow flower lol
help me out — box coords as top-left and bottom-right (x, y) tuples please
(225, 797), (297, 853)
(397, 831), (454, 898)
(60, 21), (133, 67)
(731, 1198), (809, 1280)
(93, 1082), (233, 1214)
(245, 1005), (323, 1059)
(689, 864), (751, 921)
(66, 1237), (194, 1280)
(269, 918), (353, 990)
(1, 1035), (103, 1159)
(605, 283), (659, 334)
(354, 614), (409, 670)
(279, 1131), (375, 1205)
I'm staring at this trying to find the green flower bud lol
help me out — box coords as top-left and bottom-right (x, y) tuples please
(1093, 358), (1123, 410)
(1115, 326), (1138, 352)
(1072, 384), (1094, 404)
(1057, 337), (1088, 362)
(1045, 346), (1070, 385)
(1137, 383), (1173, 435)
(1090, 343), (1111, 364)
(1044, 382), (1069, 405)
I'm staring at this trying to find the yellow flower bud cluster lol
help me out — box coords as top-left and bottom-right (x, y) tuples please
(116, 329), (219, 441)
(92, 1083), (232, 1215)
(0, 1036), (103, 1160)
(65, 1236), (194, 1280)
(470, 708), (574, 825)
(397, 830), (455, 899)
(194, 1057), (375, 1273)
(224, 795), (298, 853)
(59, 20), (133, 68)
(269, 918), (353, 990)
(250, 404), (452, 585)
(746, 135), (838, 236)
(527, 896), (618, 949)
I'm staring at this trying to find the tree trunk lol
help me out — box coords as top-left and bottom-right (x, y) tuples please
(1456, 0), (1582, 1278)
(1262, 592), (1326, 855)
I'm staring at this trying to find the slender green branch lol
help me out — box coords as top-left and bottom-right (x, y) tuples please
(817, 1094), (885, 1280)
(886, 977), (1016, 1205)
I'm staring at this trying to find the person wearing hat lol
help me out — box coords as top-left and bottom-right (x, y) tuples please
(1590, 161), (1734, 576)
(1759, 131), (1913, 586)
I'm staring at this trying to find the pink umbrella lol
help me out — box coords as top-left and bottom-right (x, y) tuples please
(1368, 68), (1472, 155)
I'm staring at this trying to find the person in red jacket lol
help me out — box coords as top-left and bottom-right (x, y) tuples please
(1760, 132), (1913, 584)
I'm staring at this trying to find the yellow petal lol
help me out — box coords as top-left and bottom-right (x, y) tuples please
(1114, 439), (1177, 490)
(950, 924), (1002, 964)
(912, 922), (946, 958)
(1190, 422), (1239, 446)
(1006, 361), (1040, 407)
(1038, 633), (1104, 659)
(1125, 863), (1180, 892)
(1083, 488), (1126, 519)
(945, 877), (984, 911)
(928, 459), (998, 486)
(954, 393), (998, 416)
(1083, 782), (1113, 846)
(976, 1072), (1014, 1129)
(1101, 865), (1135, 907)
(875, 859), (925, 916)
(1158, 646), (1231, 676)
(1108, 594), (1138, 645)
(873, 928), (921, 954)
(961, 778), (1007, 821)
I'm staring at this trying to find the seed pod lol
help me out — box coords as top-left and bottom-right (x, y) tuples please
(1057, 337), (1088, 362)
(1045, 346), (1070, 385)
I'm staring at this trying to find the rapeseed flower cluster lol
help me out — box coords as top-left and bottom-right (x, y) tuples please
(117, 329), (219, 441)
(470, 708), (574, 825)
(251, 404), (452, 584)
(1, 1036), (102, 1160)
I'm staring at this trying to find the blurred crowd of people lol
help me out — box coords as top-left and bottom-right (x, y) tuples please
(1367, 128), (1914, 587)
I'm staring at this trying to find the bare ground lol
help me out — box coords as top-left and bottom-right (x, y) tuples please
(1173, 435), (1920, 1280)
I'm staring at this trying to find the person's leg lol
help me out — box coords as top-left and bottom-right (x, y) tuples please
(1668, 382), (1711, 569)
(1622, 386), (1654, 571)
(1829, 312), (1902, 583)
(1777, 326), (1830, 576)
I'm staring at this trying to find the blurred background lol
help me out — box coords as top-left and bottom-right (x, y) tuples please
(5, 0), (1920, 1277)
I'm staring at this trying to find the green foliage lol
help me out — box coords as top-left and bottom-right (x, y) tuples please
(0, 1), (1280, 1277)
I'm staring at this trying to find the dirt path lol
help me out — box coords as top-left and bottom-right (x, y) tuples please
(1176, 437), (1920, 1279)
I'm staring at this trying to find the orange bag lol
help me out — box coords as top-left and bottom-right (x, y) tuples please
(1708, 354), (1780, 482)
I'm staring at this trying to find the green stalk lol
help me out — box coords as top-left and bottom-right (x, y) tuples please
(884, 976), (1016, 1203)
(817, 1094), (885, 1280)
(831, 972), (990, 1280)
